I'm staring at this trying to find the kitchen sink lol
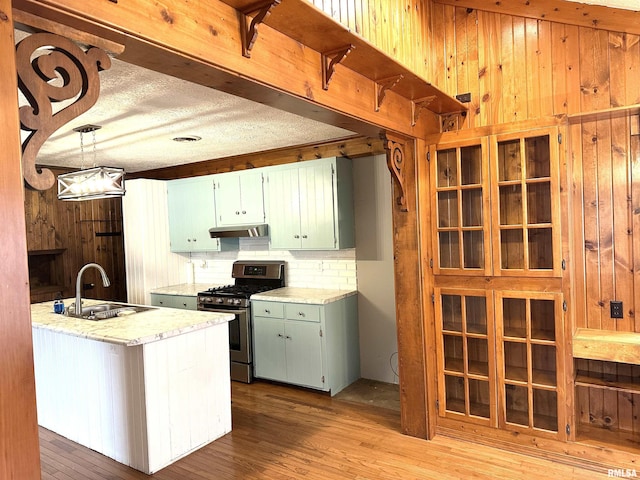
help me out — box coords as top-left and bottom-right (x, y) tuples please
(66, 302), (157, 320)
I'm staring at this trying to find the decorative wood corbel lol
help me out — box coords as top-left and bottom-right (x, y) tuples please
(374, 75), (404, 112)
(383, 132), (409, 212)
(16, 32), (111, 191)
(321, 45), (354, 90)
(240, 0), (281, 58)
(411, 96), (436, 126)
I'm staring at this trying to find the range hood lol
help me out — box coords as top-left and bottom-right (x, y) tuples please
(209, 224), (268, 238)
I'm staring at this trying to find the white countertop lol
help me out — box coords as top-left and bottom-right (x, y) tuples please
(31, 298), (234, 346)
(251, 287), (357, 304)
(150, 283), (221, 296)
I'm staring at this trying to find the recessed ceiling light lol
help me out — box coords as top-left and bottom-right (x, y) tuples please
(172, 135), (202, 142)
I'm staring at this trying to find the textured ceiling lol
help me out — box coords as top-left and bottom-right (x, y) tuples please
(15, 31), (356, 174)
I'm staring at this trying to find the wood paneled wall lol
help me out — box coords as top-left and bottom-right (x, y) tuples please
(308, 0), (432, 79)
(24, 168), (127, 304)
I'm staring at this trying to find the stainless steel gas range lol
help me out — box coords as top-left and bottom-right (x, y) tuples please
(197, 260), (285, 383)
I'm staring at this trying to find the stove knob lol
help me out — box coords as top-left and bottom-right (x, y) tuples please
(216, 298), (224, 304)
(233, 299), (242, 306)
(227, 298), (234, 305)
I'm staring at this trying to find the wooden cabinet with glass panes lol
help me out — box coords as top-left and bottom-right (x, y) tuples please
(430, 126), (567, 440)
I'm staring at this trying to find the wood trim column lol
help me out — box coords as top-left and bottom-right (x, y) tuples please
(0, 3), (41, 478)
(388, 134), (429, 437)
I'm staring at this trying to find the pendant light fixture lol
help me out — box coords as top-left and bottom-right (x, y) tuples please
(57, 125), (125, 201)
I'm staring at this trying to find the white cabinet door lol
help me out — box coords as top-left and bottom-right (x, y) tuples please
(167, 180), (194, 252)
(167, 176), (233, 252)
(298, 161), (336, 249)
(285, 320), (324, 389)
(214, 174), (242, 226)
(266, 168), (302, 249)
(238, 172), (265, 224)
(215, 171), (265, 226)
(253, 316), (287, 382)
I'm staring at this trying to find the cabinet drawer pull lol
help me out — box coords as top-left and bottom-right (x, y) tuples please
(285, 335), (292, 340)
(265, 309), (271, 314)
(242, 210), (247, 214)
(277, 333), (284, 338)
(302, 235), (307, 239)
(235, 211), (240, 215)
(294, 234), (300, 239)
(298, 312), (305, 317)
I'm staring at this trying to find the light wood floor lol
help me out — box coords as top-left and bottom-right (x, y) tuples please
(40, 381), (608, 479)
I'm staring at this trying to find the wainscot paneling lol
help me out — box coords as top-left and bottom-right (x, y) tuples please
(122, 179), (185, 305)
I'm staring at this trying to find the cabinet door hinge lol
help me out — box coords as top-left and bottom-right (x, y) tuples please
(566, 424), (570, 435)
(429, 258), (433, 268)
(563, 301), (567, 312)
(322, 375), (325, 383)
(558, 133), (563, 144)
(436, 399), (440, 411)
(427, 151), (431, 162)
(561, 259), (566, 270)
(319, 329), (323, 337)
(431, 294), (435, 304)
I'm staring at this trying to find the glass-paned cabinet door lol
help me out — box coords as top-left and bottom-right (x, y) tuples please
(431, 139), (491, 275)
(495, 291), (565, 439)
(435, 288), (496, 426)
(490, 127), (562, 277)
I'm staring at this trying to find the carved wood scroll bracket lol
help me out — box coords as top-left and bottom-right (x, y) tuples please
(411, 96), (436, 126)
(16, 32), (111, 191)
(321, 45), (354, 90)
(375, 75), (404, 112)
(240, 0), (281, 58)
(383, 132), (408, 212)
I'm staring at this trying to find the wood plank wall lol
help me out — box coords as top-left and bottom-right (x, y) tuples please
(308, 0), (432, 78)
(24, 167), (127, 304)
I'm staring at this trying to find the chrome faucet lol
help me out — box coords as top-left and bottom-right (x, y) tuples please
(74, 263), (111, 315)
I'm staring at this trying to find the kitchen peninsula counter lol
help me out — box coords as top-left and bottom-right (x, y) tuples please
(31, 299), (233, 474)
(31, 298), (232, 345)
(251, 287), (357, 304)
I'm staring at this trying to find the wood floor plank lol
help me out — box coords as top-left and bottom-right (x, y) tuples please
(40, 381), (608, 479)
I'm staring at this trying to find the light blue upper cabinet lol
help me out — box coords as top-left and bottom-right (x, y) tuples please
(265, 157), (355, 250)
(167, 176), (238, 252)
(214, 171), (265, 226)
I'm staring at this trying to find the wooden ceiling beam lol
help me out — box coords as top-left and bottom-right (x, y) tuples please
(12, 0), (441, 139)
(434, 0), (640, 35)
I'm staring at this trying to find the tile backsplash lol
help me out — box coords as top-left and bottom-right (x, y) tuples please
(186, 238), (357, 290)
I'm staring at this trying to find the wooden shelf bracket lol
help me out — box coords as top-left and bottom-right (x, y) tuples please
(411, 96), (436, 126)
(240, 0), (282, 58)
(321, 45), (354, 90)
(16, 32), (111, 191)
(375, 75), (404, 112)
(383, 132), (408, 212)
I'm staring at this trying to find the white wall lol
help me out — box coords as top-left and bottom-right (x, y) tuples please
(352, 155), (398, 384)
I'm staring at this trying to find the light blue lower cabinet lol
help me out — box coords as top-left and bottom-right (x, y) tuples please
(252, 296), (359, 395)
(150, 293), (197, 310)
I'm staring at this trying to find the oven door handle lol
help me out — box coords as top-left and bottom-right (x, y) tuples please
(200, 307), (247, 315)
